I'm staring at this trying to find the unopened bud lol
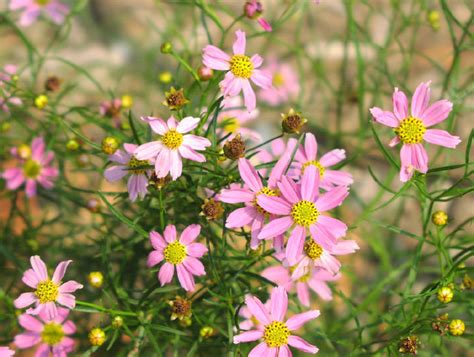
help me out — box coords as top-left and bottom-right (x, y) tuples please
(34, 95), (48, 109)
(88, 328), (106, 346)
(198, 66), (213, 81)
(437, 286), (453, 304)
(160, 42), (173, 54)
(102, 136), (120, 155)
(88, 271), (104, 288)
(432, 211), (448, 226)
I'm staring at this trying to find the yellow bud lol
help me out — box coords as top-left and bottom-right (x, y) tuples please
(88, 328), (106, 346)
(159, 71), (173, 84)
(160, 42), (173, 54)
(200, 326), (214, 339)
(121, 95), (133, 109)
(432, 211), (448, 226)
(0, 121), (11, 132)
(112, 316), (123, 329)
(449, 319), (465, 336)
(34, 95), (48, 109)
(88, 271), (104, 288)
(437, 286), (453, 304)
(17, 144), (32, 160)
(101, 136), (120, 155)
(66, 139), (80, 151)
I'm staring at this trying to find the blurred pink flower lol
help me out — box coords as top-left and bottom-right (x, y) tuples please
(9, 0), (69, 27)
(14, 256), (83, 320)
(217, 96), (261, 142)
(2, 137), (58, 198)
(260, 60), (299, 106)
(219, 156), (290, 250)
(0, 347), (15, 356)
(0, 89), (22, 112)
(14, 307), (76, 356)
(99, 98), (122, 126)
(244, 1), (272, 32)
(104, 143), (152, 202)
(261, 264), (340, 306)
(203, 30), (272, 112)
(147, 224), (208, 292)
(233, 286), (319, 355)
(134, 116), (211, 181)
(257, 165), (349, 265)
(370, 81), (461, 182)
(0, 64), (17, 85)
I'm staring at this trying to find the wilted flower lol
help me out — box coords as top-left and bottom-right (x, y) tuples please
(198, 66), (213, 81)
(45, 76), (61, 92)
(163, 87), (190, 110)
(223, 134), (246, 160)
(399, 335), (419, 355)
(9, 0), (70, 27)
(281, 108), (306, 134)
(169, 296), (192, 321)
(100, 98), (123, 126)
(201, 198), (224, 221)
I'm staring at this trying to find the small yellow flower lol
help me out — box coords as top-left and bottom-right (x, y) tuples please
(34, 95), (48, 109)
(88, 272), (104, 288)
(432, 211), (448, 226)
(121, 95), (133, 109)
(437, 286), (453, 304)
(449, 319), (465, 336)
(17, 144), (32, 160)
(427, 10), (441, 31)
(200, 326), (214, 339)
(88, 327), (106, 346)
(102, 136), (120, 155)
(159, 71), (173, 84)
(112, 316), (123, 329)
(66, 139), (80, 151)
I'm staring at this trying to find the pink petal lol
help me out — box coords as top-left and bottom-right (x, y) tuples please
(19, 8), (41, 26)
(18, 314), (43, 332)
(268, 153), (291, 188)
(331, 239), (359, 255)
(58, 280), (83, 293)
(323, 170), (353, 187)
(251, 54), (263, 68)
(297, 282), (310, 307)
(14, 332), (41, 349)
(219, 188), (254, 203)
(423, 129), (461, 148)
(46, 3), (69, 24)
(317, 215), (347, 238)
(62, 320), (76, 335)
(203, 45), (231, 71)
(248, 342), (271, 357)
(178, 145), (206, 163)
(319, 149), (346, 167)
(411, 143), (428, 173)
(164, 225), (177, 243)
(257, 17), (272, 32)
(186, 243), (208, 258)
(180, 224), (201, 245)
(316, 186), (349, 212)
(25, 179), (37, 198)
(304, 133), (318, 161)
(182, 135), (211, 150)
(238, 158), (262, 192)
(226, 206), (257, 228)
(177, 116), (200, 133)
(52, 260), (72, 284)
(392, 88), (409, 120)
(147, 251), (164, 267)
(288, 336), (318, 354)
(3, 167), (25, 190)
(286, 310), (320, 330)
(261, 266), (291, 288)
(411, 81), (431, 118)
(319, 253), (341, 274)
(182, 256), (206, 276)
(176, 264), (196, 292)
(251, 69), (272, 89)
(42, 302), (58, 320)
(223, 75), (243, 97)
(123, 143), (138, 154)
(245, 295), (271, 325)
(158, 263), (174, 286)
(420, 99), (453, 127)
(286, 226), (306, 265)
(22, 269), (40, 288)
(57, 293), (76, 309)
(257, 195), (291, 215)
(34, 343), (50, 356)
(31, 137), (45, 161)
(369, 107), (399, 128)
(150, 231), (166, 250)
(141, 116), (168, 135)
(277, 176), (300, 204)
(308, 279), (333, 301)
(250, 214), (264, 249)
(155, 148), (171, 178)
(258, 216), (293, 240)
(30, 256), (48, 281)
(242, 79), (256, 112)
(389, 136), (401, 147)
(134, 141), (162, 161)
(301, 165), (319, 202)
(309, 224), (336, 250)
(233, 29), (247, 55)
(278, 345), (292, 357)
(167, 116), (178, 129)
(169, 150), (182, 180)
(270, 286), (288, 322)
(233, 330), (263, 343)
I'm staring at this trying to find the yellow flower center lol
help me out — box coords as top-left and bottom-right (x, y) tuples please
(223, 117), (240, 133)
(23, 159), (41, 179)
(41, 323), (64, 346)
(128, 156), (149, 175)
(163, 241), (187, 265)
(304, 240), (323, 260)
(36, 0), (51, 5)
(301, 160), (325, 178)
(229, 55), (254, 79)
(291, 200), (319, 227)
(263, 321), (290, 348)
(394, 117), (426, 144)
(162, 130), (183, 150)
(253, 187), (279, 216)
(272, 72), (285, 87)
(35, 280), (59, 304)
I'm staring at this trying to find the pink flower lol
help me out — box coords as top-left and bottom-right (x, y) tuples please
(100, 98), (122, 127)
(233, 286), (319, 355)
(219, 156), (290, 250)
(104, 143), (152, 202)
(134, 116), (211, 181)
(260, 59), (299, 106)
(217, 96), (261, 142)
(262, 264), (340, 306)
(244, 1), (272, 32)
(2, 137), (58, 198)
(370, 82), (461, 182)
(9, 0), (69, 27)
(0, 347), (15, 357)
(147, 224), (208, 292)
(238, 300), (270, 331)
(203, 30), (272, 112)
(290, 133), (353, 190)
(257, 165), (350, 265)
(14, 256), (83, 320)
(0, 64), (17, 85)
(14, 307), (76, 356)
(0, 88), (22, 112)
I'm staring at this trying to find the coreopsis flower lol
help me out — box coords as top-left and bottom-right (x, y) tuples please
(202, 30), (272, 112)
(262, 264), (340, 306)
(244, 1), (272, 32)
(147, 224), (208, 292)
(104, 143), (152, 202)
(260, 60), (299, 106)
(257, 165), (349, 265)
(14, 256), (83, 320)
(220, 156), (290, 249)
(0, 347), (14, 356)
(88, 328), (106, 346)
(134, 116), (211, 181)
(0, 64), (17, 85)
(289, 133), (353, 190)
(14, 307), (76, 356)
(233, 286), (319, 355)
(9, 0), (69, 27)
(432, 210), (448, 226)
(217, 96), (261, 142)
(0, 89), (22, 112)
(370, 82), (461, 182)
(2, 137), (58, 198)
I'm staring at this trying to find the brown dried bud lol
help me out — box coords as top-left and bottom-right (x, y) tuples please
(223, 134), (246, 160)
(45, 76), (61, 92)
(201, 198), (224, 221)
(281, 108), (307, 134)
(398, 335), (420, 355)
(149, 173), (171, 190)
(163, 87), (190, 110)
(169, 296), (192, 321)
(432, 314), (449, 335)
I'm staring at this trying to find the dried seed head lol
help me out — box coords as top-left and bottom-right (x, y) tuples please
(163, 87), (190, 110)
(223, 134), (246, 160)
(149, 173), (171, 190)
(398, 335), (420, 355)
(431, 314), (449, 335)
(169, 296), (192, 321)
(281, 108), (307, 134)
(45, 76), (61, 92)
(201, 198), (224, 221)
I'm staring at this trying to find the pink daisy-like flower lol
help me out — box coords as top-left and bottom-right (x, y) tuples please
(203, 30), (272, 112)
(0, 88), (22, 113)
(0, 347), (14, 357)
(9, 0), (69, 27)
(0, 64), (17, 85)
(234, 286), (319, 355)
(219, 156), (290, 250)
(147, 224), (208, 292)
(14, 256), (83, 320)
(257, 165), (350, 265)
(244, 1), (272, 32)
(370, 81), (461, 182)
(104, 143), (152, 202)
(2, 137), (58, 198)
(262, 264), (340, 306)
(135, 116), (211, 181)
(238, 300), (270, 331)
(217, 96), (261, 142)
(260, 59), (299, 106)
(289, 133), (353, 190)
(14, 307), (76, 357)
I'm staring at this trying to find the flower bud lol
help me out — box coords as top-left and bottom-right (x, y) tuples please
(34, 95), (48, 109)
(223, 134), (246, 160)
(169, 296), (192, 321)
(432, 211), (448, 226)
(281, 108), (307, 134)
(431, 313), (449, 335)
(179, 316), (192, 328)
(160, 42), (173, 54)
(112, 316), (123, 329)
(200, 326), (214, 339)
(88, 271), (104, 288)
(45, 76), (61, 92)
(398, 335), (419, 355)
(427, 10), (441, 31)
(159, 71), (173, 84)
(244, 1), (263, 19)
(17, 144), (32, 160)
(121, 95), (133, 109)
(163, 87), (189, 110)
(0, 121), (11, 133)
(102, 136), (120, 155)
(200, 198), (224, 221)
(66, 139), (80, 151)
(449, 319), (465, 336)
(198, 66), (213, 81)
(437, 286), (453, 303)
(88, 328), (106, 346)
(461, 274), (473, 290)
(149, 173), (171, 190)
